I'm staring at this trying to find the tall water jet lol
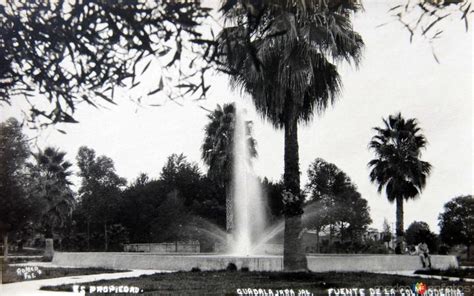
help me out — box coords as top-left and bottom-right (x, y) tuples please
(230, 106), (266, 255)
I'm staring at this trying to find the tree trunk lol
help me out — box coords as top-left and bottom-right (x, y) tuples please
(329, 224), (334, 246)
(45, 221), (53, 240)
(316, 228), (320, 253)
(3, 233), (8, 263)
(87, 219), (90, 251)
(225, 181), (234, 251)
(340, 223), (345, 242)
(284, 215), (308, 270)
(395, 196), (404, 254)
(104, 221), (108, 251)
(225, 181), (233, 234)
(18, 239), (24, 252)
(282, 105), (308, 271)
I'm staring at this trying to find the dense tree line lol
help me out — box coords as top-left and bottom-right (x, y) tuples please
(0, 117), (364, 254)
(65, 151), (227, 252)
(1, 116), (471, 258)
(0, 118), (32, 260)
(0, 110), (277, 254)
(70, 150), (288, 252)
(0, 119), (75, 260)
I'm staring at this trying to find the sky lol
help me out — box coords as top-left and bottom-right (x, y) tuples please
(1, 1), (472, 233)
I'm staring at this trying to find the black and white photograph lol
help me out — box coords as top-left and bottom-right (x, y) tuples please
(0, 0), (472, 295)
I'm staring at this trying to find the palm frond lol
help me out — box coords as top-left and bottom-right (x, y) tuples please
(368, 113), (432, 202)
(201, 102), (257, 185)
(217, 0), (363, 128)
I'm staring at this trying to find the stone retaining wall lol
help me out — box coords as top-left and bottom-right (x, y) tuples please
(307, 254), (458, 272)
(53, 253), (283, 271)
(123, 242), (200, 253)
(52, 252), (458, 272)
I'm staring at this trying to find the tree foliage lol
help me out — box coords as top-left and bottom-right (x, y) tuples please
(405, 221), (438, 252)
(1, 125), (230, 252)
(201, 103), (257, 232)
(115, 154), (226, 247)
(77, 146), (126, 191)
(390, 0), (472, 45)
(368, 113), (431, 202)
(119, 174), (164, 243)
(160, 154), (200, 186)
(307, 158), (352, 199)
(305, 158), (372, 246)
(438, 195), (473, 251)
(160, 153), (202, 205)
(261, 177), (285, 221)
(368, 113), (431, 253)
(0, 119), (78, 254)
(201, 103), (257, 188)
(26, 147), (75, 238)
(76, 146), (126, 250)
(381, 218), (392, 243)
(214, 0), (364, 129)
(0, 0), (210, 125)
(0, 118), (31, 237)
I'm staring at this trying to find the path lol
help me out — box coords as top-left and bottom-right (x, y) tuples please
(0, 267), (165, 296)
(376, 270), (474, 282)
(2, 262), (472, 295)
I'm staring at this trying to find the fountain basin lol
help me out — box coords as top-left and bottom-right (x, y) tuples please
(52, 252), (458, 272)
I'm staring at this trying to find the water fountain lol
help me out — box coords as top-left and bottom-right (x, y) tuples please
(52, 106), (459, 272)
(230, 106), (267, 255)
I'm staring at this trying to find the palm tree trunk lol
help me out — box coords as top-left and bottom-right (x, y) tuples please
(225, 181), (233, 233)
(3, 233), (9, 262)
(395, 196), (404, 254)
(225, 181), (234, 250)
(282, 106), (308, 271)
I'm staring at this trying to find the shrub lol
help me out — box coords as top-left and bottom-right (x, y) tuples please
(226, 263), (237, 271)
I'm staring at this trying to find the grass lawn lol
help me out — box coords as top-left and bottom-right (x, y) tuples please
(1, 256), (44, 264)
(41, 270), (468, 295)
(459, 259), (474, 267)
(5, 248), (44, 256)
(414, 267), (474, 279)
(1, 263), (124, 284)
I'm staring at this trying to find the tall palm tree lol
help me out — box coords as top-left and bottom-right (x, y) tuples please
(30, 147), (75, 239)
(368, 113), (432, 254)
(201, 103), (256, 233)
(217, 0), (363, 270)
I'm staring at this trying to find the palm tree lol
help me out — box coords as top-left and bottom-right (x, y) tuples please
(201, 103), (256, 233)
(217, 1), (363, 270)
(368, 113), (432, 254)
(30, 147), (75, 240)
